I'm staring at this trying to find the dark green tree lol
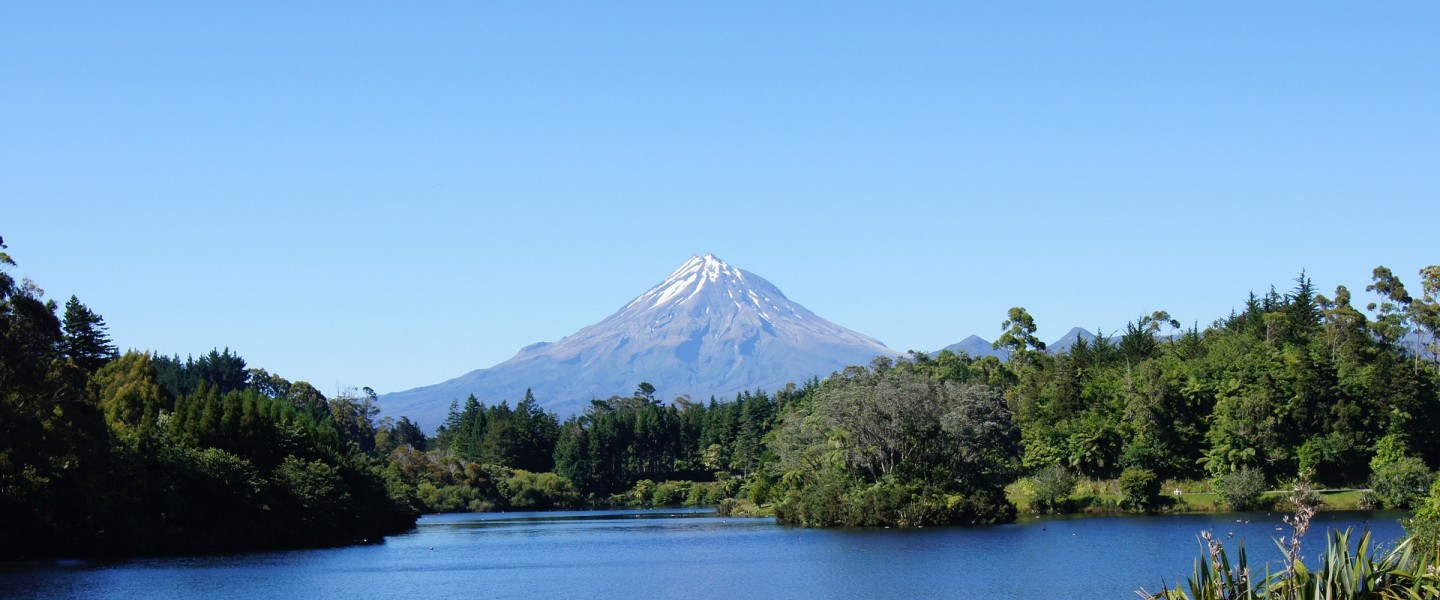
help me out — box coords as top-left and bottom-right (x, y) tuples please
(61, 295), (117, 373)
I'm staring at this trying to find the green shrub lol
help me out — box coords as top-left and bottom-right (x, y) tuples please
(1119, 467), (1162, 512)
(685, 479), (736, 506)
(501, 470), (580, 510)
(1213, 466), (1266, 511)
(1405, 476), (1440, 551)
(650, 481), (689, 506)
(1030, 463), (1078, 513)
(716, 497), (739, 516)
(1369, 455), (1433, 509)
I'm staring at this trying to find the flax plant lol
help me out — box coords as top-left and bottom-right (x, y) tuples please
(1141, 482), (1440, 599)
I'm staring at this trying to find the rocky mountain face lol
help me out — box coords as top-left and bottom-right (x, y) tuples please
(381, 254), (895, 431)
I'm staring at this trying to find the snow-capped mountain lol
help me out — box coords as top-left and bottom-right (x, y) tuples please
(381, 254), (895, 431)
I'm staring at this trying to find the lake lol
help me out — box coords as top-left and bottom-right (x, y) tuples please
(0, 509), (1410, 599)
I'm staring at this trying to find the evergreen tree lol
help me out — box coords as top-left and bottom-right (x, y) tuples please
(61, 295), (117, 373)
(193, 348), (249, 393)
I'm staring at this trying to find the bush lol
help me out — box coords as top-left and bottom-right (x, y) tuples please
(1404, 477), (1440, 550)
(1369, 456), (1434, 509)
(1213, 466), (1267, 511)
(716, 497), (739, 516)
(1296, 433), (1365, 486)
(1119, 467), (1162, 512)
(686, 479), (736, 506)
(1275, 476), (1322, 512)
(501, 470), (580, 510)
(650, 481), (689, 506)
(1030, 463), (1078, 513)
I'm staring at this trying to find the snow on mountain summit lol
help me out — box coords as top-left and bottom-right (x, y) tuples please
(625, 253), (791, 321)
(632, 253), (752, 304)
(382, 254), (896, 429)
(535, 253), (889, 366)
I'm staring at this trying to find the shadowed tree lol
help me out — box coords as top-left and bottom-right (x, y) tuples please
(61, 295), (117, 373)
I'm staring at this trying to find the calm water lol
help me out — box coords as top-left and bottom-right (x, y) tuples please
(0, 509), (1409, 599)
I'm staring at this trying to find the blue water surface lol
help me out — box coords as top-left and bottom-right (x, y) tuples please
(0, 509), (1410, 599)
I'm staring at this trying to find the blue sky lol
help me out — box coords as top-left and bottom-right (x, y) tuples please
(4, 3), (1436, 397)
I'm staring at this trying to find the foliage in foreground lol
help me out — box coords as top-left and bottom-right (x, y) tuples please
(1142, 482), (1440, 600)
(1144, 528), (1440, 600)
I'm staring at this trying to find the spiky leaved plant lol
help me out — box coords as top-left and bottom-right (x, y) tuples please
(1140, 478), (1440, 599)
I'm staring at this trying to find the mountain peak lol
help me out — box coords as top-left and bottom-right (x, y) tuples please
(625, 254), (783, 317)
(677, 252), (739, 284)
(382, 253), (895, 428)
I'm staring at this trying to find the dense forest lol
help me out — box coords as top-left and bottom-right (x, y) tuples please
(0, 237), (419, 559)
(4, 232), (1440, 559)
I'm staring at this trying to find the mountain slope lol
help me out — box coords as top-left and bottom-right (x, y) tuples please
(382, 254), (895, 430)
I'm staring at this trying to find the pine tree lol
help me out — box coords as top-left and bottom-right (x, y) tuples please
(61, 295), (116, 373)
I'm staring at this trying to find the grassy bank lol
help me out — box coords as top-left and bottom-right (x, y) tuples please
(1008, 479), (1374, 515)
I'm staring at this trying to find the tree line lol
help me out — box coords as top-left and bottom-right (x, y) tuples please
(5, 230), (1439, 557)
(391, 266), (1440, 527)
(0, 237), (419, 559)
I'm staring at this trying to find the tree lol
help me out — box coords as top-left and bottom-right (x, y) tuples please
(91, 351), (170, 433)
(61, 295), (117, 372)
(772, 367), (1021, 527)
(193, 348), (248, 394)
(247, 368), (292, 399)
(635, 382), (657, 402)
(286, 381), (329, 422)
(391, 416), (428, 450)
(1411, 266), (1440, 371)
(1366, 266), (1414, 349)
(510, 389), (559, 472)
(1316, 285), (1369, 364)
(329, 386), (380, 454)
(1405, 477), (1440, 550)
(995, 306), (1045, 366)
(1, 239), (113, 558)
(1030, 463), (1078, 513)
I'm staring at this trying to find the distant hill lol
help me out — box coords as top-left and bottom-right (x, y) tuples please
(1047, 326), (1099, 353)
(380, 254), (897, 431)
(941, 335), (1009, 360)
(937, 327), (1097, 358)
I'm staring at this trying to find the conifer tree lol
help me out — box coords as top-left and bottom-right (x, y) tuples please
(61, 295), (117, 373)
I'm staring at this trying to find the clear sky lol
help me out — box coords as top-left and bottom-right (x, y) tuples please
(4, 3), (1437, 398)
